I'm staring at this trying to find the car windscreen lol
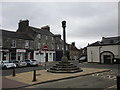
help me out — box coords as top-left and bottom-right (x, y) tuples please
(25, 60), (30, 62)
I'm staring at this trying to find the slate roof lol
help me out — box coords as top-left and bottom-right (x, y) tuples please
(1, 29), (33, 40)
(88, 36), (120, 47)
(29, 26), (54, 36)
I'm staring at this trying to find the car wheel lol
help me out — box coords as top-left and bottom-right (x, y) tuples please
(3, 66), (7, 69)
(27, 63), (31, 66)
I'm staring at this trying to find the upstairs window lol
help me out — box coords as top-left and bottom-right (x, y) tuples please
(46, 36), (48, 40)
(37, 34), (41, 39)
(11, 40), (16, 48)
(37, 42), (41, 49)
(25, 40), (29, 48)
(52, 37), (54, 41)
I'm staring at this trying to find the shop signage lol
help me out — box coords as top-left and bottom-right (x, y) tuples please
(16, 49), (26, 52)
(0, 49), (9, 52)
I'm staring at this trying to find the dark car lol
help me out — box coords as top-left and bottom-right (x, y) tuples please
(79, 56), (87, 63)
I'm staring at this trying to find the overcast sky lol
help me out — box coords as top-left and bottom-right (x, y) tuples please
(0, 2), (118, 48)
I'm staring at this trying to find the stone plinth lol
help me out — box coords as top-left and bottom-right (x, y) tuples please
(47, 60), (83, 73)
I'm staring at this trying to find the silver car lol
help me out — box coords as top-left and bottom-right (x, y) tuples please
(24, 59), (39, 66)
(2, 60), (16, 69)
(11, 60), (27, 67)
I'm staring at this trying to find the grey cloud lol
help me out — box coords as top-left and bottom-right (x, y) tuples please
(1, 2), (118, 48)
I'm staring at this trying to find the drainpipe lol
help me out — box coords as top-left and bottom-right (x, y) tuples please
(99, 46), (102, 64)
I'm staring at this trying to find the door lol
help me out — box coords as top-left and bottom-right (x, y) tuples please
(103, 55), (111, 64)
(46, 53), (48, 62)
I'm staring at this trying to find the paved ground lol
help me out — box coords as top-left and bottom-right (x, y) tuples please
(2, 77), (28, 88)
(33, 74), (116, 89)
(1, 62), (118, 89)
(3, 68), (111, 89)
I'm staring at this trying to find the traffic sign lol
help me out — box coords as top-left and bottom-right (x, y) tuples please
(42, 46), (48, 51)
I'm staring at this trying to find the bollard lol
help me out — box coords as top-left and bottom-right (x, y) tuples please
(32, 70), (37, 82)
(12, 67), (16, 76)
(117, 75), (120, 90)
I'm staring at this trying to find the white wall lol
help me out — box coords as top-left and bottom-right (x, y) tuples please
(87, 45), (120, 63)
(101, 45), (119, 58)
(87, 46), (100, 63)
(34, 51), (55, 63)
(0, 52), (2, 61)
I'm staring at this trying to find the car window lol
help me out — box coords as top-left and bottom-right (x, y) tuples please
(25, 60), (30, 62)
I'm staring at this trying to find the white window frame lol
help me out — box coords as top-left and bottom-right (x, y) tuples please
(11, 40), (16, 48)
(46, 36), (48, 40)
(25, 40), (29, 48)
(37, 34), (41, 39)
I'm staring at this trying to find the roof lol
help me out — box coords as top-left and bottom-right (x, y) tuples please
(70, 44), (79, 51)
(29, 26), (54, 36)
(1, 29), (33, 40)
(88, 36), (120, 47)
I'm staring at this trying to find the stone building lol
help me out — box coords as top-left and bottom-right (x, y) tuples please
(0, 29), (34, 61)
(0, 20), (70, 62)
(87, 36), (120, 64)
(69, 42), (80, 60)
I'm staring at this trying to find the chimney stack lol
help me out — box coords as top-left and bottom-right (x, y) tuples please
(18, 19), (29, 30)
(54, 34), (61, 39)
(41, 25), (50, 31)
(72, 42), (75, 46)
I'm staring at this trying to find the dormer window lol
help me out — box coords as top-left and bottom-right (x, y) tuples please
(11, 40), (16, 48)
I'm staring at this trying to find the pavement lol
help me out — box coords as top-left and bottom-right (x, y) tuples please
(2, 67), (112, 89)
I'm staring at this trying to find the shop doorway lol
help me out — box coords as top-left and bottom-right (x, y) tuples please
(46, 53), (48, 62)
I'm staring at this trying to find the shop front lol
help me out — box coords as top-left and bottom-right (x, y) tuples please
(16, 49), (26, 60)
(25, 49), (34, 60)
(34, 50), (55, 62)
(0, 49), (9, 61)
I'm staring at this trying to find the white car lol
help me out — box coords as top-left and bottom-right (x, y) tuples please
(11, 60), (27, 67)
(24, 59), (39, 66)
(2, 60), (16, 69)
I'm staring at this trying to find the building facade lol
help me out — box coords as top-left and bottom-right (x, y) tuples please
(0, 20), (69, 63)
(69, 42), (80, 60)
(87, 36), (120, 64)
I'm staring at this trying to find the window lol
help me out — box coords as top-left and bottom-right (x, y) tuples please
(0, 38), (2, 47)
(46, 36), (48, 40)
(25, 40), (29, 48)
(37, 34), (41, 39)
(51, 44), (54, 50)
(52, 37), (54, 40)
(11, 40), (16, 48)
(38, 43), (41, 49)
(57, 45), (59, 50)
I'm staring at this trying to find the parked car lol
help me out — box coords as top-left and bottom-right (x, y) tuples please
(1, 60), (16, 69)
(24, 59), (39, 66)
(11, 60), (27, 67)
(79, 56), (87, 63)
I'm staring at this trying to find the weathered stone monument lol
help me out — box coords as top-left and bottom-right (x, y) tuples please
(47, 21), (83, 73)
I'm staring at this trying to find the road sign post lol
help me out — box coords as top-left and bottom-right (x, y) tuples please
(42, 46), (48, 70)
